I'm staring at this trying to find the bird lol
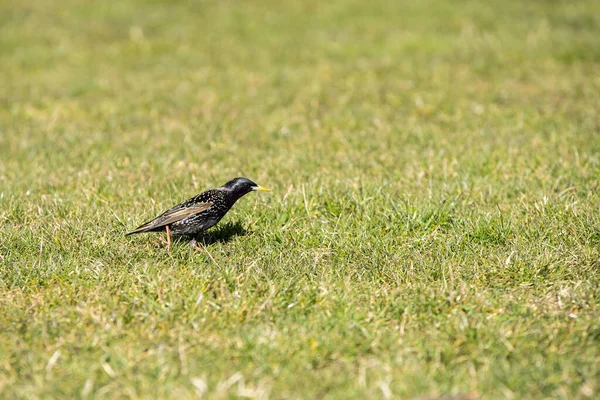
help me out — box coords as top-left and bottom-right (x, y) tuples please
(126, 177), (270, 251)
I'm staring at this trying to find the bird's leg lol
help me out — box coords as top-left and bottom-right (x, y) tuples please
(165, 225), (172, 252)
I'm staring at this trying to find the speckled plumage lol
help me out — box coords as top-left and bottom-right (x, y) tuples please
(126, 177), (269, 249)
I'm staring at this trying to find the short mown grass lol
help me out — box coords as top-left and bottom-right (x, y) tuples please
(1, 0), (599, 398)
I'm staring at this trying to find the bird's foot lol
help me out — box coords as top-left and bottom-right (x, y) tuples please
(189, 238), (204, 252)
(158, 234), (172, 251)
(157, 237), (172, 251)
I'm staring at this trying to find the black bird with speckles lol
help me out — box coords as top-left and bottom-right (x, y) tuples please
(126, 177), (270, 250)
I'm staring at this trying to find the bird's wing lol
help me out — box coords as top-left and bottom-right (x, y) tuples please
(126, 202), (213, 235)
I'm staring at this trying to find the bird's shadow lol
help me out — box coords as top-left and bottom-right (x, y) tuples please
(173, 221), (249, 247)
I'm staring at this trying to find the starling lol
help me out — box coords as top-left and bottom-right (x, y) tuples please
(126, 177), (270, 250)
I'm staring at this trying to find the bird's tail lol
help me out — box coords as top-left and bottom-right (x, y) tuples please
(125, 222), (154, 236)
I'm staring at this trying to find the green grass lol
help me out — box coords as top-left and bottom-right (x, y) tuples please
(1, 0), (600, 398)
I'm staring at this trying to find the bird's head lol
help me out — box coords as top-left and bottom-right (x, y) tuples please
(221, 177), (270, 199)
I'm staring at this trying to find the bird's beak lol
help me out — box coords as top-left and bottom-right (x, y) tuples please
(254, 186), (271, 192)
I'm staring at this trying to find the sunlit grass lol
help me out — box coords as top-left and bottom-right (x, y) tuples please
(1, 0), (599, 398)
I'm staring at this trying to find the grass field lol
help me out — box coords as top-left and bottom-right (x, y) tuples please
(1, 0), (600, 398)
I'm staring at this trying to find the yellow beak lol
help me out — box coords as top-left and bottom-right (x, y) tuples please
(254, 186), (271, 192)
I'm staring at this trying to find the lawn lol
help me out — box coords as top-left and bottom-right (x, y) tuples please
(1, 0), (599, 398)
